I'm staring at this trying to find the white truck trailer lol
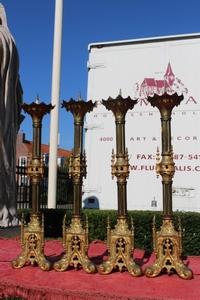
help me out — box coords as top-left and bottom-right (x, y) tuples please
(83, 33), (200, 212)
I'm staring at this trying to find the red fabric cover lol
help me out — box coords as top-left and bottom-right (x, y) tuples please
(0, 238), (199, 300)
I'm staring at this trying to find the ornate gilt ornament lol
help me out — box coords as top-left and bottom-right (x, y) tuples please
(145, 217), (192, 279)
(54, 216), (96, 273)
(12, 100), (53, 270)
(111, 148), (129, 181)
(98, 217), (142, 276)
(68, 152), (87, 180)
(56, 97), (96, 273)
(147, 92), (183, 113)
(100, 94), (142, 276)
(145, 93), (193, 279)
(12, 213), (51, 271)
(102, 94), (137, 120)
(62, 98), (96, 123)
(27, 156), (45, 184)
(156, 147), (175, 183)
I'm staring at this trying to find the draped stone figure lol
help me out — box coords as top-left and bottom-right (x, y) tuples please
(0, 4), (23, 227)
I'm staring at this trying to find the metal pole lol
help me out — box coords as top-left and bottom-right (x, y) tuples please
(48, 0), (63, 208)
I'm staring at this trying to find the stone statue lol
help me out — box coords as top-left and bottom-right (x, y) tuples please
(0, 4), (23, 227)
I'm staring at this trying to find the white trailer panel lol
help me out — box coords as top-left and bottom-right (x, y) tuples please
(83, 34), (200, 212)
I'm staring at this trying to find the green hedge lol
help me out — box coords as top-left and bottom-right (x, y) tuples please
(19, 209), (200, 256)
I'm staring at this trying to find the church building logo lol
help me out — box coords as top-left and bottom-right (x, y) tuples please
(134, 63), (189, 99)
(134, 62), (198, 106)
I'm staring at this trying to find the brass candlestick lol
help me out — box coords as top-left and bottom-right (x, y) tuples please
(98, 94), (142, 276)
(54, 97), (96, 273)
(144, 93), (192, 279)
(12, 100), (53, 270)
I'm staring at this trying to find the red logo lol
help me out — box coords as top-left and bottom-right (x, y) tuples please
(134, 63), (197, 105)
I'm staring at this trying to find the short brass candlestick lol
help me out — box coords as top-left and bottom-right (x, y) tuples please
(144, 93), (192, 279)
(98, 94), (142, 276)
(54, 97), (96, 273)
(12, 100), (53, 270)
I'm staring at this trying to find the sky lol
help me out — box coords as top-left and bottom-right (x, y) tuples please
(1, 0), (200, 150)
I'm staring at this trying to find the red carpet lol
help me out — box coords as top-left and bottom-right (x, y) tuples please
(0, 238), (199, 300)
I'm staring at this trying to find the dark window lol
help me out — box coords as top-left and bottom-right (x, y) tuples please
(88, 198), (95, 204)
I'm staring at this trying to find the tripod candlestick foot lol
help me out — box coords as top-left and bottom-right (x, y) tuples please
(12, 213), (51, 271)
(54, 216), (96, 273)
(98, 218), (142, 277)
(145, 218), (192, 279)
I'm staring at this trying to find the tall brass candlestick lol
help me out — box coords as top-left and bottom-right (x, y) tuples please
(54, 97), (96, 273)
(98, 94), (142, 276)
(12, 101), (53, 270)
(145, 93), (192, 279)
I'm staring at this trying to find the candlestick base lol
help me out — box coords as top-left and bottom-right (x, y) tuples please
(12, 213), (51, 271)
(145, 218), (193, 279)
(98, 217), (142, 276)
(54, 216), (96, 273)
